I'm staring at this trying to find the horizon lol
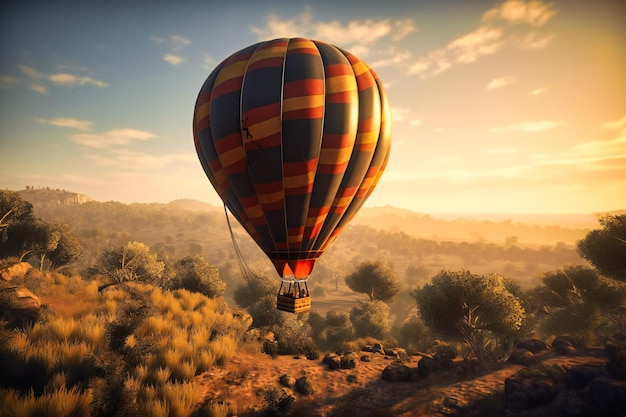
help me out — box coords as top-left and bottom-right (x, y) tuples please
(1, 1), (625, 214)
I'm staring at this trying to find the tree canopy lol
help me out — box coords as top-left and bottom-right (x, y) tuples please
(414, 270), (525, 341)
(93, 241), (165, 286)
(344, 260), (400, 303)
(577, 214), (626, 282)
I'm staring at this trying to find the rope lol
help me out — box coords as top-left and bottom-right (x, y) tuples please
(223, 204), (256, 282)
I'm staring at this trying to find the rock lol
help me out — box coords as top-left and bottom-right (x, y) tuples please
(372, 343), (385, 355)
(295, 376), (314, 395)
(417, 356), (440, 378)
(563, 365), (606, 390)
(346, 374), (358, 384)
(340, 353), (358, 369)
(322, 353), (341, 370)
(605, 333), (626, 380)
(508, 349), (537, 366)
(553, 336), (577, 355)
(582, 377), (626, 415)
(0, 285), (41, 327)
(516, 339), (549, 354)
(384, 348), (410, 362)
(0, 262), (32, 281)
(505, 368), (559, 412)
(360, 354), (371, 362)
(382, 362), (416, 382)
(279, 374), (295, 387)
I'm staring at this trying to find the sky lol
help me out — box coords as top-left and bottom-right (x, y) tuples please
(1, 0), (625, 214)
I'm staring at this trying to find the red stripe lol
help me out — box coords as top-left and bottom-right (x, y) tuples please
(326, 91), (355, 103)
(356, 72), (375, 90)
(212, 77), (243, 99)
(255, 181), (282, 194)
(325, 64), (353, 77)
(247, 57), (284, 72)
(285, 184), (313, 195)
(317, 161), (349, 174)
(214, 133), (241, 153)
(283, 79), (324, 98)
(283, 106), (324, 120)
(283, 159), (317, 176)
(322, 133), (354, 148)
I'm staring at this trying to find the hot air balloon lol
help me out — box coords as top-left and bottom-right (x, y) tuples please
(193, 38), (391, 313)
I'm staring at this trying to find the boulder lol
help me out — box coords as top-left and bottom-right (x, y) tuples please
(384, 348), (410, 362)
(605, 333), (626, 380)
(563, 365), (606, 390)
(505, 368), (559, 412)
(0, 285), (41, 327)
(295, 376), (314, 395)
(382, 362), (416, 382)
(322, 353), (341, 370)
(360, 354), (371, 362)
(340, 353), (358, 369)
(508, 349), (537, 366)
(372, 343), (385, 355)
(417, 355), (441, 378)
(582, 377), (626, 415)
(279, 374), (295, 387)
(552, 336), (577, 355)
(516, 339), (549, 354)
(0, 262), (32, 282)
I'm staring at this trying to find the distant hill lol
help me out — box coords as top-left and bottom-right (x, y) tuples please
(11, 187), (614, 246)
(17, 187), (92, 205)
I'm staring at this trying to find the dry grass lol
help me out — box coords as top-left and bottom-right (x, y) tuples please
(0, 386), (92, 417)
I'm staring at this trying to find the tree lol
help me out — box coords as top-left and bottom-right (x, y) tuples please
(94, 241), (165, 287)
(345, 260), (400, 302)
(532, 265), (626, 343)
(46, 224), (83, 270)
(172, 255), (226, 298)
(414, 270), (525, 363)
(0, 190), (35, 239)
(233, 273), (276, 308)
(577, 214), (626, 282)
(350, 300), (390, 339)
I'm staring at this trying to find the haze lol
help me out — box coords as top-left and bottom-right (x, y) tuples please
(1, 0), (625, 214)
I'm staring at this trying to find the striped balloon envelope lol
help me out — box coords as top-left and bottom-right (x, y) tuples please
(193, 37), (391, 281)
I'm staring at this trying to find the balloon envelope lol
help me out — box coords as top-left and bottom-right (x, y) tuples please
(193, 38), (391, 279)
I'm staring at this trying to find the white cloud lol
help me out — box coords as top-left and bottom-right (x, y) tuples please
(49, 73), (108, 87)
(151, 34), (191, 50)
(85, 149), (196, 170)
(487, 76), (517, 90)
(601, 116), (626, 131)
(392, 107), (411, 123)
(71, 128), (156, 149)
(0, 75), (19, 87)
(250, 8), (414, 60)
(529, 87), (547, 96)
(409, 0), (556, 78)
(203, 55), (215, 70)
(491, 120), (563, 133)
(29, 84), (48, 95)
(19, 65), (44, 79)
(482, 0), (557, 27)
(163, 54), (185, 65)
(36, 117), (93, 131)
(371, 50), (411, 68)
(410, 118), (423, 126)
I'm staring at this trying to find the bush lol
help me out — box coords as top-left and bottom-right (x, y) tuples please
(350, 300), (390, 339)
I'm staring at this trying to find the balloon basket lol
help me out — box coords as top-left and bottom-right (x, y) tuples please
(276, 279), (310, 313)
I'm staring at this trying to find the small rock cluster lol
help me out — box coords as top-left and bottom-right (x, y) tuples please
(505, 334), (626, 416)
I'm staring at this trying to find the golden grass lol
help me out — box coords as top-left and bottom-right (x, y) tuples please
(0, 386), (92, 417)
(160, 382), (199, 417)
(208, 335), (237, 366)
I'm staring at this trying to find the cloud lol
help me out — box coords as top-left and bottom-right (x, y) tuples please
(491, 120), (563, 133)
(529, 87), (547, 96)
(0, 75), (19, 87)
(410, 118), (423, 126)
(487, 76), (517, 90)
(250, 8), (415, 59)
(151, 34), (191, 50)
(601, 116), (626, 131)
(19, 65), (44, 79)
(203, 55), (215, 70)
(85, 149), (196, 170)
(481, 147), (518, 155)
(49, 73), (108, 87)
(409, 0), (556, 78)
(482, 0), (557, 26)
(29, 84), (48, 95)
(35, 117), (93, 131)
(392, 107), (411, 123)
(71, 128), (156, 149)
(163, 54), (185, 65)
(371, 50), (411, 68)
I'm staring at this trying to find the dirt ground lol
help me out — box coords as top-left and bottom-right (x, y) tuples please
(194, 347), (608, 417)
